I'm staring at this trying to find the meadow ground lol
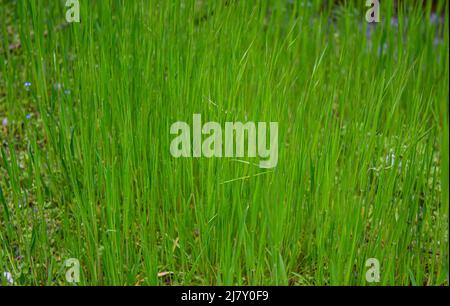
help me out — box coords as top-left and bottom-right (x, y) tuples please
(0, 0), (448, 286)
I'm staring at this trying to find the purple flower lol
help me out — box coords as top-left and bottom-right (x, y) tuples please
(2, 118), (7, 127)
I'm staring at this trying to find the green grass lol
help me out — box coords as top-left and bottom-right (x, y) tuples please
(0, 0), (448, 286)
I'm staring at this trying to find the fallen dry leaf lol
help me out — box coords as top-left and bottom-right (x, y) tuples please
(157, 271), (174, 277)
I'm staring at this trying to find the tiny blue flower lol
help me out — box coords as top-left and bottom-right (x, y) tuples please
(26, 114), (32, 120)
(24, 82), (32, 91)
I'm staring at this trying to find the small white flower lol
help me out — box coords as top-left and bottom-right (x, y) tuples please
(2, 272), (14, 285)
(2, 118), (7, 127)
